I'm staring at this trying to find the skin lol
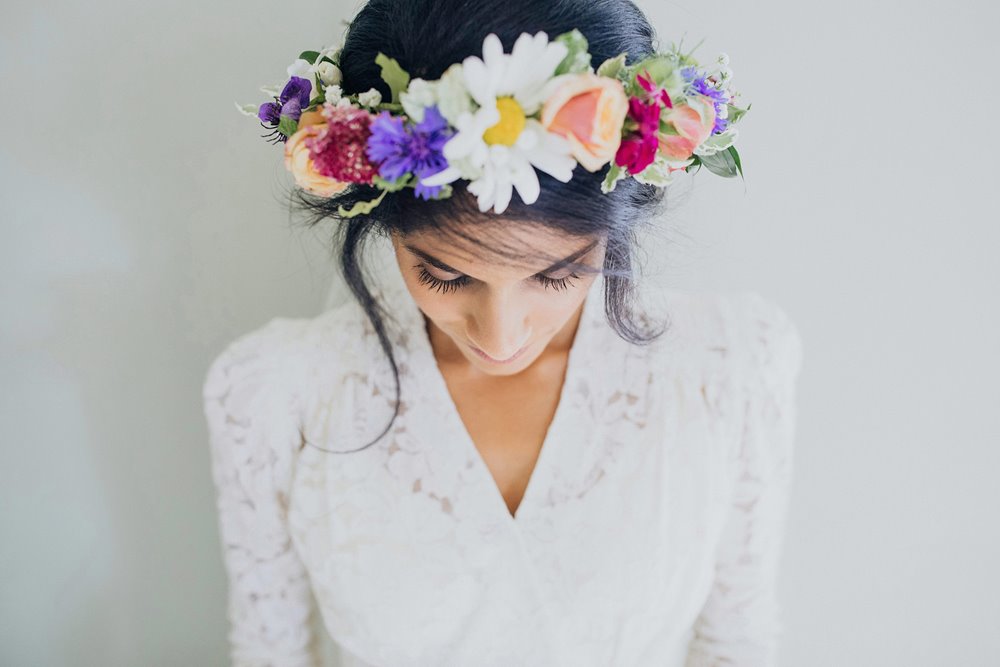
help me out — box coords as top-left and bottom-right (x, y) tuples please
(390, 226), (607, 377)
(389, 225), (607, 517)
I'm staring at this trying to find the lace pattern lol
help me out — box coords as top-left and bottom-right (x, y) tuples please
(203, 265), (803, 667)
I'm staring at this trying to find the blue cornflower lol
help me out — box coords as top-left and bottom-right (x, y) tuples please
(681, 67), (730, 134)
(366, 105), (453, 200)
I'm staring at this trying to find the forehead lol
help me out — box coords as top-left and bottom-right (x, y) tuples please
(396, 225), (603, 277)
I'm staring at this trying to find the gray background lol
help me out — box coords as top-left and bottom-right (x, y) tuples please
(2, 0), (997, 664)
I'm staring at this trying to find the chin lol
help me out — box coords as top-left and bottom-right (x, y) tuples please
(463, 337), (540, 375)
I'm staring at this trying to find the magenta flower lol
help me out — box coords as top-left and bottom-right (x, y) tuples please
(614, 97), (661, 173)
(305, 104), (380, 184)
(636, 69), (674, 109)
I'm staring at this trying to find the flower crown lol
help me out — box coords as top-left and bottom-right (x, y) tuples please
(236, 29), (749, 217)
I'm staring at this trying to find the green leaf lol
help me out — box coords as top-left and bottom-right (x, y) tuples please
(601, 163), (627, 193)
(374, 52), (411, 104)
(659, 117), (679, 136)
(372, 173), (413, 192)
(554, 29), (592, 75)
(699, 149), (739, 178)
(428, 183), (453, 200)
(624, 55), (682, 98)
(727, 145), (744, 180)
(632, 155), (674, 187)
(337, 188), (388, 218)
(727, 103), (750, 124)
(596, 53), (627, 80)
(692, 128), (737, 156)
(685, 155), (703, 174)
(378, 102), (405, 113)
(277, 115), (298, 138)
(298, 50), (321, 64)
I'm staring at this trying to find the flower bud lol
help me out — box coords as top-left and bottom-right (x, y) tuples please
(317, 62), (343, 86)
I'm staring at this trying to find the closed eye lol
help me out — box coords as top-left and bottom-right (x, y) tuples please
(414, 264), (580, 294)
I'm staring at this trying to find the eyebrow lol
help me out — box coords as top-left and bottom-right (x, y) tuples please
(403, 239), (600, 277)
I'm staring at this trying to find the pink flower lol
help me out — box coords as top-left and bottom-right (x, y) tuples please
(658, 95), (717, 162)
(636, 69), (673, 109)
(305, 103), (380, 184)
(540, 73), (630, 172)
(284, 124), (350, 196)
(614, 97), (660, 173)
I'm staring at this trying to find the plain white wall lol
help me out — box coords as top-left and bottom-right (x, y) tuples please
(1, 0), (997, 664)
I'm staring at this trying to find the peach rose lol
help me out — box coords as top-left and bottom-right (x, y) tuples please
(284, 122), (349, 196)
(541, 73), (629, 172)
(298, 109), (326, 128)
(658, 95), (717, 161)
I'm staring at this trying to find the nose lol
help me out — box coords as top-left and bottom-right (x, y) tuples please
(468, 293), (531, 360)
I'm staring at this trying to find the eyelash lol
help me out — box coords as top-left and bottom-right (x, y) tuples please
(414, 264), (580, 294)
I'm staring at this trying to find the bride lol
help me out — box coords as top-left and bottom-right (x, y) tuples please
(204, 0), (803, 664)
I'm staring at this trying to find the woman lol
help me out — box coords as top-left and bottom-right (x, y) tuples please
(203, 0), (804, 664)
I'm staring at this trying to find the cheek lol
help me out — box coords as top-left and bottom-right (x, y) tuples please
(536, 298), (576, 332)
(524, 280), (596, 339)
(415, 294), (460, 323)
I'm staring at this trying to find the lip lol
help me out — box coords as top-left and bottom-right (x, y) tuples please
(468, 340), (531, 365)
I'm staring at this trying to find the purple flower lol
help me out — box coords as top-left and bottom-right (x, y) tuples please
(258, 76), (313, 125)
(681, 67), (729, 134)
(366, 105), (453, 200)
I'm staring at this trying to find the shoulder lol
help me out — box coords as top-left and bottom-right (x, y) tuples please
(654, 291), (804, 482)
(653, 288), (803, 385)
(202, 300), (369, 410)
(725, 290), (804, 393)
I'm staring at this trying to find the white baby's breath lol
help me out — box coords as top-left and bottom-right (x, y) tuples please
(358, 88), (382, 108)
(324, 84), (344, 104)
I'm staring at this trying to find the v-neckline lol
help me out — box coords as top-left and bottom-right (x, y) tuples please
(397, 274), (604, 526)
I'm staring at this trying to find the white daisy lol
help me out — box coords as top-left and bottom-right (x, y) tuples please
(419, 32), (578, 214)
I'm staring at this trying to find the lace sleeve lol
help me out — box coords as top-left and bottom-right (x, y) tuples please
(685, 293), (804, 666)
(202, 320), (320, 667)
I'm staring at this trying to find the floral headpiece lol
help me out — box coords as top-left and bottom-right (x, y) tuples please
(236, 30), (749, 216)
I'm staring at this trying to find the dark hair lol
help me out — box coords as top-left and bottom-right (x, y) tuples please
(291, 0), (675, 453)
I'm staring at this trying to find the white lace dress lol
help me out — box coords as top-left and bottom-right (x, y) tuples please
(202, 266), (804, 667)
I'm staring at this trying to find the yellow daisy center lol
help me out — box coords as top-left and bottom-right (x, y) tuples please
(482, 97), (526, 146)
